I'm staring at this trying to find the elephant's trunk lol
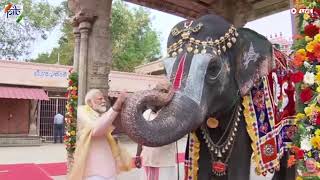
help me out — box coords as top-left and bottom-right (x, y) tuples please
(121, 90), (203, 147)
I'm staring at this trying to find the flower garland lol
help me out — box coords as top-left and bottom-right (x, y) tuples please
(64, 69), (78, 169)
(289, 1), (320, 179)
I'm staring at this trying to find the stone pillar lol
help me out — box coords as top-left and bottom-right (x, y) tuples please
(37, 101), (41, 136)
(72, 23), (81, 72)
(207, 1), (250, 27)
(28, 100), (38, 136)
(225, 1), (251, 27)
(68, 0), (113, 104)
(78, 19), (92, 105)
(86, 0), (113, 100)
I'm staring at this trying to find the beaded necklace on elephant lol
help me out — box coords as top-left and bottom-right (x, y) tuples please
(201, 100), (242, 176)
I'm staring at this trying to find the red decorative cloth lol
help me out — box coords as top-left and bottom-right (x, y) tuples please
(243, 48), (296, 175)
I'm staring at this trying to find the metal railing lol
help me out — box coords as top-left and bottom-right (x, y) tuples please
(39, 97), (67, 142)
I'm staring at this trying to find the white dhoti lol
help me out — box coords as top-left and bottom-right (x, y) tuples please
(86, 175), (116, 180)
(141, 109), (178, 180)
(144, 166), (177, 180)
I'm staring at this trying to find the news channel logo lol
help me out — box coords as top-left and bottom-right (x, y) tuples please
(1, 2), (24, 23)
(290, 7), (314, 15)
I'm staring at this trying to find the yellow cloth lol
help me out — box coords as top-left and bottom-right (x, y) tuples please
(68, 105), (131, 180)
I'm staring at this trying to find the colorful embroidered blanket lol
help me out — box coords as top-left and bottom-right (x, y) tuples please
(243, 48), (296, 175)
(184, 48), (296, 179)
(184, 132), (200, 180)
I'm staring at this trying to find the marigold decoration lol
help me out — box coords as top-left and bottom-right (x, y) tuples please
(290, 0), (320, 179)
(288, 155), (297, 168)
(64, 69), (78, 170)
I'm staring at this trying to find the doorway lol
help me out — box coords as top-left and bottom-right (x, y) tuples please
(0, 98), (29, 134)
(39, 97), (67, 142)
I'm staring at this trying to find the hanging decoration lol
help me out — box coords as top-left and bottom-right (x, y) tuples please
(200, 101), (242, 176)
(64, 69), (78, 170)
(243, 48), (296, 176)
(184, 132), (200, 180)
(289, 0), (320, 179)
(167, 21), (238, 57)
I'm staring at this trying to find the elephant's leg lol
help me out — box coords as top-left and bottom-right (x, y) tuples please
(272, 152), (296, 180)
(227, 115), (252, 180)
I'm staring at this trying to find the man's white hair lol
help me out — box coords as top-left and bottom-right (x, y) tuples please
(85, 89), (102, 105)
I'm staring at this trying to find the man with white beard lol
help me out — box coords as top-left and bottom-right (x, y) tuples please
(69, 89), (131, 180)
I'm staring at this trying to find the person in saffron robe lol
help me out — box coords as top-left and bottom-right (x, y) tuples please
(69, 89), (131, 180)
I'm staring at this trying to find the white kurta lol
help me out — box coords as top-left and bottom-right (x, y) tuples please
(141, 109), (177, 180)
(77, 105), (118, 179)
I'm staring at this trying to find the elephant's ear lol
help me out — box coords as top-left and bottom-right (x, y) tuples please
(235, 28), (274, 96)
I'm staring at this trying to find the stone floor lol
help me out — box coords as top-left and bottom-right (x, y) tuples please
(0, 135), (274, 180)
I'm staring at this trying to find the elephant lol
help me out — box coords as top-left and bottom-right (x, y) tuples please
(120, 14), (296, 180)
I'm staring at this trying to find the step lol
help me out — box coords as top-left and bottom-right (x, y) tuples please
(0, 136), (41, 147)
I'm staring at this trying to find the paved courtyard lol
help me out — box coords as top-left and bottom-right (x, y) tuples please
(0, 135), (274, 180)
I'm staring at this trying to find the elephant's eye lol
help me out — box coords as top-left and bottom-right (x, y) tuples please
(206, 60), (222, 82)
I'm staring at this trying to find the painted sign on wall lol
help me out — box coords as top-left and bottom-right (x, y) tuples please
(0, 61), (70, 88)
(33, 70), (68, 78)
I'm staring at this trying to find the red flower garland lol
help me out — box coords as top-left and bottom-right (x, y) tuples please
(300, 88), (313, 103)
(306, 52), (317, 62)
(304, 24), (319, 38)
(310, 7), (320, 20)
(296, 149), (305, 160)
(291, 71), (304, 83)
(316, 114), (320, 126)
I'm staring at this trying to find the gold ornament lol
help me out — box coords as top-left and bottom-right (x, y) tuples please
(201, 47), (207, 54)
(182, 31), (191, 39)
(227, 42), (232, 48)
(194, 45), (199, 54)
(212, 49), (217, 55)
(170, 21), (203, 38)
(207, 117), (219, 128)
(222, 46), (226, 52)
(167, 25), (238, 57)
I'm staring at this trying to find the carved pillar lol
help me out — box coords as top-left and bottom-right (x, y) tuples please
(69, 0), (113, 103)
(78, 18), (92, 105)
(72, 19), (80, 72)
(226, 1), (251, 27)
(37, 101), (41, 136)
(28, 100), (38, 136)
(208, 0), (251, 27)
(87, 0), (113, 100)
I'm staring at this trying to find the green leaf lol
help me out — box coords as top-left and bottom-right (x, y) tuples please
(31, 0), (161, 71)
